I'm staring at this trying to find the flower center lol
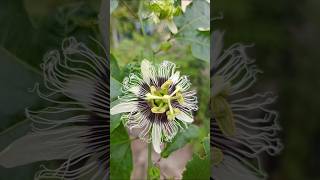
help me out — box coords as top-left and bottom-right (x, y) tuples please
(145, 79), (184, 121)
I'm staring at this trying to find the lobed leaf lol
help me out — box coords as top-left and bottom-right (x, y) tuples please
(174, 0), (210, 62)
(161, 125), (199, 158)
(182, 136), (210, 180)
(110, 125), (133, 180)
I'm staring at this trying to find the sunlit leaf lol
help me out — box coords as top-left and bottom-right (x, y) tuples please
(110, 76), (122, 135)
(174, 0), (210, 62)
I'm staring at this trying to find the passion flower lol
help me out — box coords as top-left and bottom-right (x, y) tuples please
(211, 31), (283, 179)
(111, 60), (197, 153)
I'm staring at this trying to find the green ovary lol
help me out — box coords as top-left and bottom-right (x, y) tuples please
(146, 79), (184, 121)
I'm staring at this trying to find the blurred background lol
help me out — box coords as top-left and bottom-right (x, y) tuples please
(0, 0), (103, 179)
(214, 0), (320, 179)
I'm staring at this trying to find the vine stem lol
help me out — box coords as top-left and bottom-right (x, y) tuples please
(147, 141), (152, 180)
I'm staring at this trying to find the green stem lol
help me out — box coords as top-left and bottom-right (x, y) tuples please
(147, 141), (152, 180)
(120, 0), (138, 19)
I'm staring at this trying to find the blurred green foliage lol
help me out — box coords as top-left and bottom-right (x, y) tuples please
(0, 0), (103, 179)
(214, 0), (320, 179)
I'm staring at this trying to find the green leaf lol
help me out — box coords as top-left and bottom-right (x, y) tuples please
(0, 0), (75, 68)
(110, 113), (122, 134)
(0, 48), (41, 132)
(148, 166), (161, 180)
(0, 48), (43, 179)
(110, 54), (122, 81)
(161, 125), (199, 158)
(110, 0), (118, 14)
(182, 136), (210, 180)
(182, 153), (210, 180)
(110, 55), (123, 133)
(110, 76), (122, 101)
(211, 95), (236, 136)
(174, 0), (210, 62)
(110, 99), (123, 133)
(203, 136), (210, 156)
(110, 125), (133, 180)
(1, 0), (100, 69)
(175, 0), (209, 31)
(158, 41), (172, 52)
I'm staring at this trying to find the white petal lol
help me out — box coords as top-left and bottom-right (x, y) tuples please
(152, 123), (162, 153)
(158, 61), (176, 79)
(177, 76), (191, 91)
(0, 127), (85, 168)
(169, 71), (180, 84)
(167, 20), (178, 34)
(141, 59), (155, 85)
(176, 111), (194, 123)
(110, 101), (138, 115)
(129, 86), (141, 96)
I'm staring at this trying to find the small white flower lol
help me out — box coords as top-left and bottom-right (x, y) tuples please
(111, 60), (198, 153)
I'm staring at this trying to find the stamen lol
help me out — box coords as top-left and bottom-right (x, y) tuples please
(146, 81), (183, 121)
(170, 85), (181, 96)
(166, 96), (174, 114)
(146, 93), (166, 100)
(160, 79), (173, 90)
